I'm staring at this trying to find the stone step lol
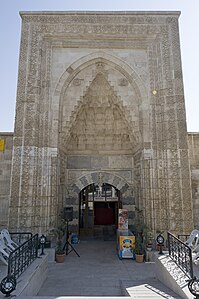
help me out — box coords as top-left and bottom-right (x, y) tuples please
(121, 279), (182, 298)
(13, 279), (182, 299)
(15, 297), (125, 299)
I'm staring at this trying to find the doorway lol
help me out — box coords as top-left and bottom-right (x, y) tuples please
(79, 183), (121, 236)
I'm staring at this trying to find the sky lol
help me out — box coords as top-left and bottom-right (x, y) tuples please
(0, 0), (198, 132)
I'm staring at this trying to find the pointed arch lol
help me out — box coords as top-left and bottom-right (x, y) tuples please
(55, 51), (147, 102)
(55, 52), (148, 153)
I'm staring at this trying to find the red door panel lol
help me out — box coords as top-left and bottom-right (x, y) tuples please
(94, 208), (114, 225)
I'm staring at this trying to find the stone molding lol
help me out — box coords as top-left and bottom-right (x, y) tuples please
(72, 171), (131, 193)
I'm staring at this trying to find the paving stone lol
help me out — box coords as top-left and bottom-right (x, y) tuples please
(36, 239), (180, 298)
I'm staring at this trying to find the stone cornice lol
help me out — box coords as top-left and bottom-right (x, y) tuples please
(20, 11), (180, 17)
(0, 132), (14, 136)
(19, 11), (180, 25)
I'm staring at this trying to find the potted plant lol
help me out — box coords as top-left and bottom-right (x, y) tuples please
(134, 234), (145, 263)
(51, 219), (66, 263)
(145, 230), (154, 251)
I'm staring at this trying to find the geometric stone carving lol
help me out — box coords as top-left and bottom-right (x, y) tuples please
(66, 73), (133, 155)
(73, 78), (82, 86)
(6, 11), (194, 236)
(118, 78), (128, 86)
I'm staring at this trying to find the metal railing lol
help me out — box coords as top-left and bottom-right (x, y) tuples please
(168, 231), (193, 279)
(7, 233), (39, 279)
(177, 234), (190, 244)
(10, 232), (33, 246)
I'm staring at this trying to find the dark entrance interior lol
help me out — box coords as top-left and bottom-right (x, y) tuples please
(94, 202), (116, 225)
(79, 183), (121, 236)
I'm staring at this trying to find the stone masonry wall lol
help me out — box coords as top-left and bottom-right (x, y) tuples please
(0, 133), (13, 228)
(188, 133), (199, 229)
(8, 11), (194, 235)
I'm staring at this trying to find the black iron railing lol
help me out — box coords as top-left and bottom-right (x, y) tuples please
(7, 233), (39, 279)
(168, 231), (193, 279)
(10, 232), (33, 246)
(177, 234), (190, 244)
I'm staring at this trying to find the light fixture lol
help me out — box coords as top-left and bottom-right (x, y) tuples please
(0, 275), (16, 297)
(152, 90), (157, 95)
(156, 234), (164, 255)
(39, 234), (46, 255)
(188, 276), (199, 299)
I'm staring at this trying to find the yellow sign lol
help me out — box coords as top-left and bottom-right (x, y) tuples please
(0, 139), (5, 152)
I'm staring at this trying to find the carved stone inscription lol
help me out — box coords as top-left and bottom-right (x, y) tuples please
(8, 11), (193, 235)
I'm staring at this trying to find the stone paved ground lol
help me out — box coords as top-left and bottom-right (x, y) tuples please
(37, 238), (181, 298)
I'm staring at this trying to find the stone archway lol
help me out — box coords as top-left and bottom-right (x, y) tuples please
(65, 171), (135, 233)
(53, 51), (149, 154)
(55, 51), (147, 101)
(56, 52), (144, 234)
(73, 172), (130, 194)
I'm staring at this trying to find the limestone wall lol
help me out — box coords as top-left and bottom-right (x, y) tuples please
(0, 133), (13, 228)
(8, 11), (194, 235)
(188, 133), (199, 228)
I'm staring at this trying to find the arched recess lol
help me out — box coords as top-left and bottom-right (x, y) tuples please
(66, 171), (136, 233)
(53, 51), (149, 149)
(55, 51), (148, 155)
(55, 51), (147, 100)
(54, 51), (148, 231)
(70, 171), (135, 208)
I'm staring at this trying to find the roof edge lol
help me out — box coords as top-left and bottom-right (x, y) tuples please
(0, 132), (14, 136)
(19, 10), (181, 17)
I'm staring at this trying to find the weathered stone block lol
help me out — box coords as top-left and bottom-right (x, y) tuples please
(67, 156), (91, 169)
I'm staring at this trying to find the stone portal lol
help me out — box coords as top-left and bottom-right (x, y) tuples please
(8, 11), (193, 236)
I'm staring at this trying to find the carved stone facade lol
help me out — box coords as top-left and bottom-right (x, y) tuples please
(0, 11), (195, 235)
(0, 133), (13, 228)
